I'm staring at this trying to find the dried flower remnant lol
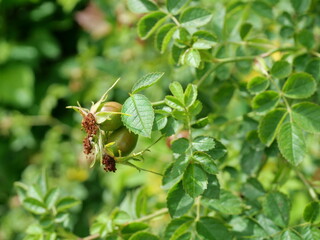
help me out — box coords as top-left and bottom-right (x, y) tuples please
(83, 136), (92, 155)
(102, 154), (117, 172)
(81, 113), (98, 136)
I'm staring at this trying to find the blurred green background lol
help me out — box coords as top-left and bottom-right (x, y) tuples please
(0, 0), (176, 238)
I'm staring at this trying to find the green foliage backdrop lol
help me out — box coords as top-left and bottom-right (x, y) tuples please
(0, 0), (320, 239)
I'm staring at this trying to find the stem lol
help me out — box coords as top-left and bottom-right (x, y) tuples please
(78, 234), (100, 240)
(294, 168), (318, 201)
(169, 14), (180, 26)
(152, 100), (165, 106)
(195, 196), (201, 221)
(131, 208), (168, 223)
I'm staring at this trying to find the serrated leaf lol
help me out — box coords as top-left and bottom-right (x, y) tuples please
(240, 23), (252, 39)
(252, 90), (280, 113)
(127, 0), (158, 13)
(258, 108), (287, 146)
(184, 84), (197, 108)
(122, 94), (154, 137)
(182, 164), (207, 198)
(302, 226), (320, 240)
(292, 102), (320, 133)
(165, 96), (185, 111)
(56, 197), (80, 212)
(169, 81), (184, 103)
(23, 197), (47, 215)
(162, 155), (190, 190)
(181, 48), (201, 68)
(262, 191), (290, 227)
(192, 30), (216, 49)
(192, 136), (215, 151)
(155, 24), (177, 53)
(44, 187), (60, 209)
(132, 72), (164, 94)
(202, 174), (220, 199)
(207, 140), (227, 159)
(247, 76), (269, 94)
(153, 113), (167, 131)
(171, 138), (190, 154)
(138, 11), (167, 39)
(305, 59), (320, 81)
(282, 73), (316, 99)
(196, 217), (233, 240)
(281, 230), (302, 240)
(204, 190), (242, 215)
(164, 216), (193, 240)
(166, 0), (189, 14)
(129, 232), (159, 240)
(277, 121), (306, 165)
(180, 7), (212, 27)
(303, 201), (320, 222)
(193, 152), (218, 175)
(167, 182), (194, 218)
(271, 60), (292, 79)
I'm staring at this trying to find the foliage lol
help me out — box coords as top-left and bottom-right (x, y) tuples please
(1, 0), (320, 239)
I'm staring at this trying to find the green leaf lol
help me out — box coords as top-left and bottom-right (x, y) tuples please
(180, 7), (212, 27)
(247, 76), (269, 94)
(0, 63), (34, 108)
(191, 117), (208, 129)
(262, 191), (290, 227)
(167, 182), (194, 218)
(171, 138), (189, 154)
(302, 226), (320, 240)
(196, 217), (233, 240)
(271, 60), (292, 79)
(138, 11), (167, 39)
(193, 152), (218, 175)
(202, 174), (220, 199)
(297, 29), (314, 49)
(153, 113), (167, 130)
(23, 197), (47, 215)
(240, 23), (252, 39)
(184, 84), (197, 108)
(181, 48), (201, 68)
(175, 232), (191, 240)
(304, 201), (320, 223)
(207, 140), (227, 160)
(122, 94), (155, 137)
(169, 81), (184, 103)
(129, 232), (159, 240)
(290, 0), (311, 13)
(188, 100), (202, 116)
(281, 230), (302, 240)
(56, 197), (80, 212)
(252, 1), (273, 19)
(166, 0), (189, 14)
(165, 96), (185, 111)
(127, 0), (158, 13)
(164, 216), (194, 240)
(192, 30), (217, 49)
(292, 102), (320, 133)
(14, 182), (28, 201)
(277, 122), (306, 165)
(204, 190), (242, 215)
(162, 155), (190, 190)
(252, 91), (280, 113)
(182, 164), (207, 198)
(155, 24), (177, 54)
(282, 73), (316, 99)
(254, 214), (281, 237)
(192, 136), (215, 151)
(171, 44), (186, 64)
(132, 72), (164, 94)
(242, 178), (265, 201)
(258, 108), (287, 146)
(305, 59), (320, 81)
(122, 222), (148, 234)
(44, 187), (60, 209)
